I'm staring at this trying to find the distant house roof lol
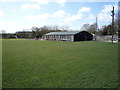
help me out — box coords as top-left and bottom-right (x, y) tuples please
(44, 31), (81, 35)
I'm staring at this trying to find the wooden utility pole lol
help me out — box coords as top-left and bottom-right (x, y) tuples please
(95, 17), (98, 40)
(96, 17), (98, 31)
(118, 1), (120, 42)
(111, 7), (115, 43)
(95, 17), (98, 41)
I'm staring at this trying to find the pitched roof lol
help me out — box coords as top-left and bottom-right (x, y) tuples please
(44, 31), (80, 35)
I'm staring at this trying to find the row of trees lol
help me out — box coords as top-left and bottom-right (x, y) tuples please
(1, 13), (119, 39)
(14, 25), (69, 39)
(31, 15), (119, 39)
(32, 25), (69, 39)
(81, 16), (119, 36)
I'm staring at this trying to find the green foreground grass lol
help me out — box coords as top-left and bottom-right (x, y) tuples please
(0, 39), (2, 89)
(2, 39), (118, 88)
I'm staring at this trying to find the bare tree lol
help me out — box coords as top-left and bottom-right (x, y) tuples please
(87, 23), (96, 34)
(60, 25), (69, 31)
(80, 24), (90, 31)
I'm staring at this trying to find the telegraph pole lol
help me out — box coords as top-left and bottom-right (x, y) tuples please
(96, 17), (98, 31)
(95, 17), (98, 41)
(111, 7), (115, 43)
(118, 1), (120, 42)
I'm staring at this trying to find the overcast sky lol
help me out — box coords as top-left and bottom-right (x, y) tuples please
(0, 0), (118, 33)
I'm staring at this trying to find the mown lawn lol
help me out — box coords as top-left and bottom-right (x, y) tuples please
(2, 39), (118, 88)
(0, 39), (2, 89)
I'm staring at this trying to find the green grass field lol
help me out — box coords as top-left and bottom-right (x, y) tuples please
(2, 39), (118, 88)
(0, 39), (2, 89)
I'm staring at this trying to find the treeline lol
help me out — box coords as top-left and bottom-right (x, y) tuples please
(1, 16), (119, 39)
(1, 25), (68, 39)
(81, 16), (119, 36)
(31, 25), (68, 39)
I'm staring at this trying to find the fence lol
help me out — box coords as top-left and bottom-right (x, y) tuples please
(95, 35), (118, 42)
